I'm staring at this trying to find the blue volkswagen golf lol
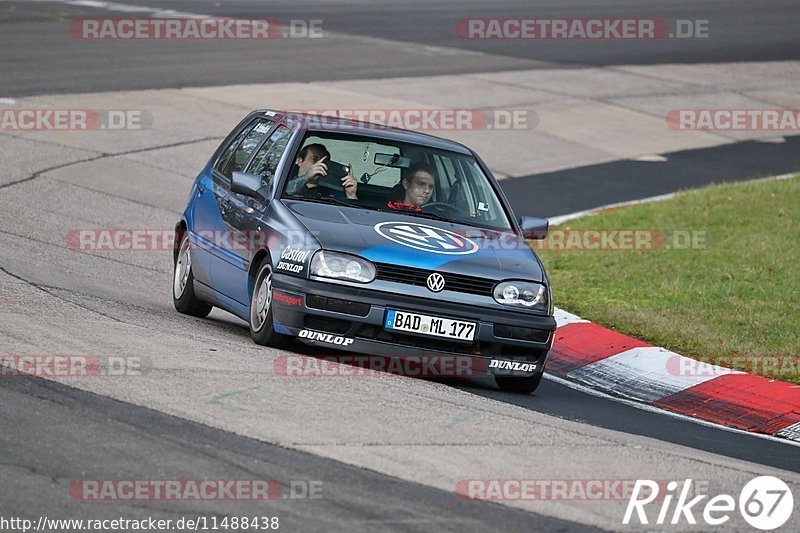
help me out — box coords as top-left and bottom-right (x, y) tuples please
(173, 110), (555, 393)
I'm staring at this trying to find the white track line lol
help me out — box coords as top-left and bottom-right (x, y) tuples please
(548, 193), (677, 226)
(548, 171), (799, 226)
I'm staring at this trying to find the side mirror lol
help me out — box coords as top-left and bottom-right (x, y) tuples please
(519, 216), (548, 240)
(231, 172), (262, 197)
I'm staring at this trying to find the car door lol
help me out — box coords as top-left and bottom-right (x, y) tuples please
(193, 117), (273, 301)
(220, 125), (294, 305)
(189, 121), (254, 287)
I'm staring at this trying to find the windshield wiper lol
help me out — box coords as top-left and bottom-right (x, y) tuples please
(378, 206), (496, 229)
(403, 210), (455, 223)
(375, 206), (457, 224)
(284, 195), (357, 208)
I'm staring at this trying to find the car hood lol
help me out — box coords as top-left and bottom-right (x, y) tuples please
(284, 200), (543, 282)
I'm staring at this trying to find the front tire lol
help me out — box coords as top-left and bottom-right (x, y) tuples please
(249, 257), (293, 348)
(495, 370), (544, 394)
(173, 233), (213, 318)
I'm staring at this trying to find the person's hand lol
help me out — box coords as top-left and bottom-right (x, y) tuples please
(342, 164), (358, 199)
(303, 155), (328, 187)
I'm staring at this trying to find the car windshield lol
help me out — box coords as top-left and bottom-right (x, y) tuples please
(281, 132), (513, 231)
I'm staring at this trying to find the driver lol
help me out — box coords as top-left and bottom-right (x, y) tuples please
(401, 162), (437, 207)
(286, 143), (358, 200)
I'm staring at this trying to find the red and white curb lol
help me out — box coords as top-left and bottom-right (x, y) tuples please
(544, 174), (800, 443)
(547, 309), (800, 442)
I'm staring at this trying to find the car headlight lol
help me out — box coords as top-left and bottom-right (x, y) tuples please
(310, 251), (376, 283)
(493, 281), (549, 311)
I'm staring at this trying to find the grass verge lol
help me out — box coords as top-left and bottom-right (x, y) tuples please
(535, 176), (800, 383)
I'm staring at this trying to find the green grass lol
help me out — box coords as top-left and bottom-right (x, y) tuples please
(536, 176), (800, 383)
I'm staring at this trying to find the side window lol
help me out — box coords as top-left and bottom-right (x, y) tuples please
(214, 119), (273, 179)
(214, 126), (251, 176)
(247, 126), (292, 186)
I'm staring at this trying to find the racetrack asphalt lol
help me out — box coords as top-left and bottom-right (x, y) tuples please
(503, 136), (800, 217)
(0, 374), (594, 533)
(2, 1), (800, 531)
(3, 0), (799, 96)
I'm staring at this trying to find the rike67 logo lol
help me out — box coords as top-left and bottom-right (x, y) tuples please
(623, 477), (794, 530)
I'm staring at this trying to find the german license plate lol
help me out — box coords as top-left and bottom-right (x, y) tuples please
(384, 310), (476, 342)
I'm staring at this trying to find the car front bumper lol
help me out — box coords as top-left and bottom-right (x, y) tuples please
(270, 273), (556, 378)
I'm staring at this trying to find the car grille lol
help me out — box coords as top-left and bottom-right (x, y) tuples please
(374, 263), (496, 297)
(494, 324), (551, 343)
(306, 294), (370, 317)
(304, 316), (352, 335)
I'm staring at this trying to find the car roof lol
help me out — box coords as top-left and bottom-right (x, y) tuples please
(255, 109), (474, 155)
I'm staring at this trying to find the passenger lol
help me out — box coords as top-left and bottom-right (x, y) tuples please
(286, 143), (358, 200)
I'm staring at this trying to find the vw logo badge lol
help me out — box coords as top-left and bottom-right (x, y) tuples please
(427, 273), (445, 292)
(374, 221), (479, 255)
